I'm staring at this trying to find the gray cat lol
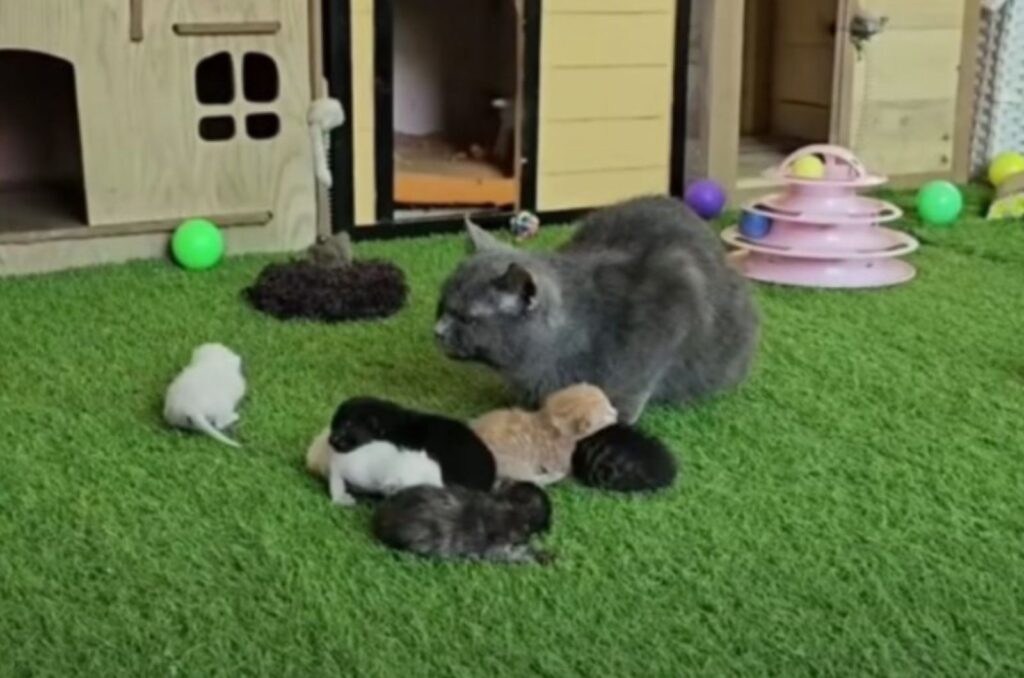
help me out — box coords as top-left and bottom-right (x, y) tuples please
(434, 195), (760, 423)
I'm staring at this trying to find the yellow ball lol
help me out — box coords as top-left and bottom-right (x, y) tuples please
(988, 151), (1024, 187)
(791, 155), (825, 179)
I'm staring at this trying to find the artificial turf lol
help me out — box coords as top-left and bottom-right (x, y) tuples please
(1, 189), (1022, 677)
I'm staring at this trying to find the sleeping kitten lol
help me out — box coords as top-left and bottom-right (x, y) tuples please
(572, 424), (678, 492)
(435, 195), (760, 423)
(372, 482), (553, 565)
(329, 397), (497, 491)
(471, 383), (618, 486)
(305, 427), (442, 506)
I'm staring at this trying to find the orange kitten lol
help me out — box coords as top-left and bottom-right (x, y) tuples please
(471, 383), (618, 485)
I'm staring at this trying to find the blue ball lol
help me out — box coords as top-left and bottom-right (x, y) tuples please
(739, 211), (772, 239)
(684, 179), (727, 220)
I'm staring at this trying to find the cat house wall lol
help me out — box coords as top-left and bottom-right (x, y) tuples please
(0, 0), (318, 276)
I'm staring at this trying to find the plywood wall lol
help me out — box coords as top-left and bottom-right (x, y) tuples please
(351, 0), (377, 225)
(838, 0), (973, 176)
(536, 0), (676, 211)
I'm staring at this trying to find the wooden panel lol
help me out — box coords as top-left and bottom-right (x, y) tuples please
(351, 2), (376, 225)
(539, 168), (668, 211)
(542, 14), (674, 67)
(545, 0), (673, 11)
(851, 99), (958, 174)
(541, 66), (671, 121)
(831, 0), (970, 180)
(857, 0), (967, 29)
(700, 0), (744, 195)
(540, 119), (670, 173)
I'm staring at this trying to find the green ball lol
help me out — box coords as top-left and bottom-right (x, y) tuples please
(171, 218), (225, 270)
(915, 180), (963, 227)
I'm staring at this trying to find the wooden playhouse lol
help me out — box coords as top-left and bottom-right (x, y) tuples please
(688, 0), (982, 200)
(0, 0), (319, 275)
(324, 0), (692, 234)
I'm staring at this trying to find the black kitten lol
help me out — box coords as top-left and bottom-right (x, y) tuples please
(329, 397), (496, 491)
(372, 482), (553, 564)
(572, 424), (677, 492)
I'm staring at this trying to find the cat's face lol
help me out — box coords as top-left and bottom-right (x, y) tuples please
(435, 253), (550, 368)
(329, 397), (405, 452)
(543, 384), (618, 439)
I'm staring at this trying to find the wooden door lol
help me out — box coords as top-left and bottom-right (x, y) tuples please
(535, 0), (678, 211)
(829, 0), (980, 181)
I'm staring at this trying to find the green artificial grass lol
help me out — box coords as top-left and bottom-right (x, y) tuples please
(1, 192), (1023, 677)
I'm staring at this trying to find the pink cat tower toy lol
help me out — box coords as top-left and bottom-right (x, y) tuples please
(721, 145), (919, 289)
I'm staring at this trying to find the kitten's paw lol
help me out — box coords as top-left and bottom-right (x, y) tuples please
(331, 493), (357, 507)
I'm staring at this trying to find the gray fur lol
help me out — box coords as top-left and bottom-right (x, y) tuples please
(436, 195), (760, 423)
(305, 232), (353, 268)
(372, 482), (553, 565)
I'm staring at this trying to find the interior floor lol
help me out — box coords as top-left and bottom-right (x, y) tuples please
(394, 133), (517, 208)
(0, 184), (86, 235)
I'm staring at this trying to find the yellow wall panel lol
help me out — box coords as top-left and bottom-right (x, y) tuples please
(351, 3), (376, 225)
(540, 66), (672, 121)
(545, 0), (673, 11)
(540, 119), (670, 174)
(539, 168), (668, 211)
(858, 0), (966, 29)
(542, 13), (674, 67)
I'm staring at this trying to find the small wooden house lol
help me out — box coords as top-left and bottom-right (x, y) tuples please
(689, 0), (982, 200)
(0, 0), (319, 275)
(324, 0), (692, 235)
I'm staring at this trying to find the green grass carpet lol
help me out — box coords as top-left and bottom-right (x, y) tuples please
(1, 194), (1023, 677)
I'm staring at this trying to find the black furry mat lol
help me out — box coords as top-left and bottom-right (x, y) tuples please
(244, 260), (408, 322)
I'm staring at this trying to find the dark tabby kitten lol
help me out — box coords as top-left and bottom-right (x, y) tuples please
(329, 397), (496, 491)
(572, 424), (677, 493)
(434, 195), (760, 423)
(372, 482), (553, 564)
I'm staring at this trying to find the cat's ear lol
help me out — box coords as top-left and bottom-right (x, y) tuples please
(492, 263), (538, 314)
(465, 215), (513, 254)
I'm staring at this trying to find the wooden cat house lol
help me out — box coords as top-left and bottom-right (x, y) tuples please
(324, 0), (693, 236)
(0, 0), (320, 276)
(689, 0), (982, 201)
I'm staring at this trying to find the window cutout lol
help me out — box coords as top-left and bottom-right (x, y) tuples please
(246, 113), (280, 140)
(195, 52), (234, 104)
(199, 116), (236, 141)
(243, 53), (279, 103)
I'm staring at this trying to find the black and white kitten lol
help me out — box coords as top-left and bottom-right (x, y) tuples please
(372, 482), (553, 565)
(329, 397), (497, 492)
(572, 424), (677, 492)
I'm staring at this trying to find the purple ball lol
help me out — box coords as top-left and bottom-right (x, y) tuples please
(684, 179), (727, 219)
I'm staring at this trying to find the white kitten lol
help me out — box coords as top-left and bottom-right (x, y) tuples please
(305, 427), (442, 506)
(164, 343), (246, 447)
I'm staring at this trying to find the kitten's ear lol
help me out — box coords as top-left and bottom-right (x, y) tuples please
(492, 263), (538, 314)
(465, 215), (513, 254)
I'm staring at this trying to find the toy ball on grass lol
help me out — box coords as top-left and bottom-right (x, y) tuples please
(915, 180), (963, 227)
(790, 154), (826, 179)
(171, 218), (225, 271)
(510, 211), (540, 240)
(739, 210), (772, 239)
(988, 151), (1024, 188)
(684, 179), (726, 219)
(244, 259), (407, 323)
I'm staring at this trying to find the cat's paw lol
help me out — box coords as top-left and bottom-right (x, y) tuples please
(331, 492), (357, 507)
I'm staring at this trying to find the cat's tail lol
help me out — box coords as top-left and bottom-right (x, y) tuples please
(572, 424), (676, 492)
(189, 413), (241, 448)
